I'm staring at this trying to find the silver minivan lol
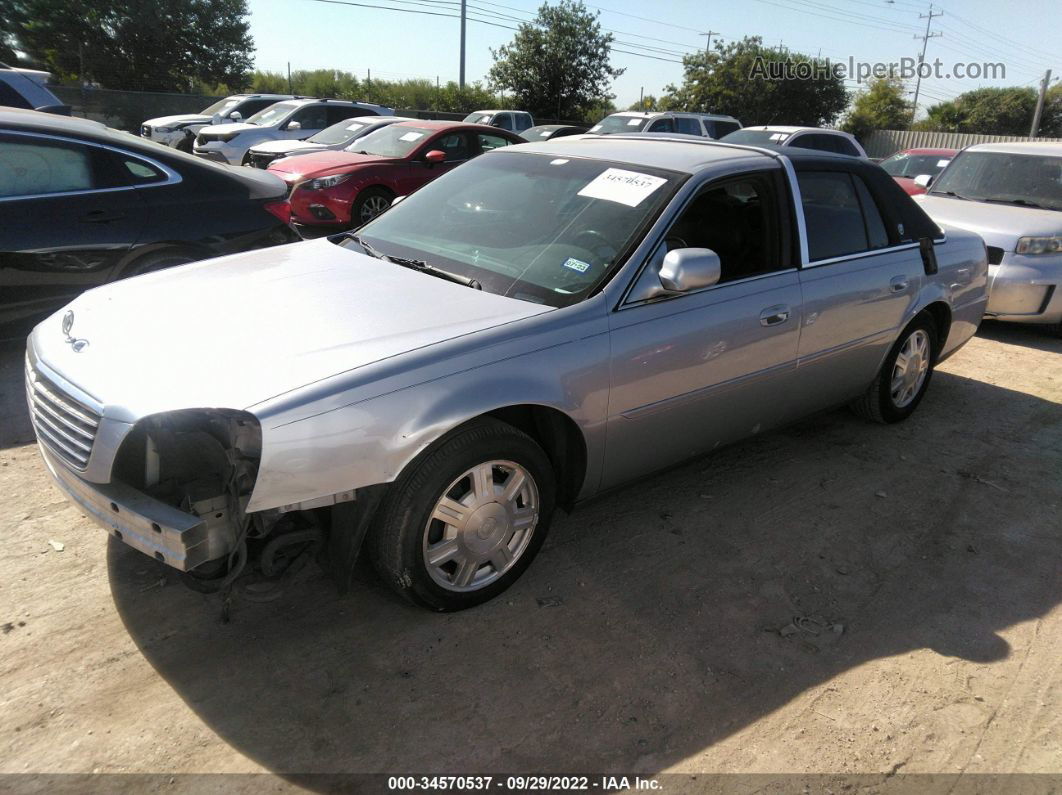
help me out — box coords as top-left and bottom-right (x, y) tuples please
(590, 111), (742, 139)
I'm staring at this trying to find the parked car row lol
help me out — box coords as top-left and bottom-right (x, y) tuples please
(14, 103), (995, 612)
(3, 98), (1058, 613)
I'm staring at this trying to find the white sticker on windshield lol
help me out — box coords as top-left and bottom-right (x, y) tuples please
(399, 131), (425, 142)
(550, 158), (569, 165)
(562, 257), (591, 273)
(627, 118), (643, 126)
(540, 130), (552, 136)
(577, 168), (667, 207)
(937, 159), (951, 167)
(769, 132), (790, 141)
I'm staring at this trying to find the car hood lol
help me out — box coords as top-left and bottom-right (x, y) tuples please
(144, 114), (212, 127)
(252, 139), (327, 154)
(914, 195), (1062, 248)
(29, 239), (551, 422)
(203, 122), (263, 136)
(267, 151), (394, 180)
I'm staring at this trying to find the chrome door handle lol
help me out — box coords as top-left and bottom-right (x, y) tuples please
(890, 276), (909, 292)
(759, 305), (791, 326)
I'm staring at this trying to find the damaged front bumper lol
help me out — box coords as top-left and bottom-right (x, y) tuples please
(39, 444), (234, 572)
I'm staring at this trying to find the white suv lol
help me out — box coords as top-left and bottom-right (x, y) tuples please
(140, 94), (296, 151)
(720, 126), (868, 158)
(462, 110), (534, 133)
(589, 111), (742, 139)
(193, 98), (394, 165)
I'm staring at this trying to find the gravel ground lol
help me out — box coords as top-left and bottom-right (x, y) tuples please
(1, 322), (1059, 789)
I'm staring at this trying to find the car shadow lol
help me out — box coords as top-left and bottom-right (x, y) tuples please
(0, 338), (34, 450)
(105, 367), (1062, 779)
(977, 319), (1062, 353)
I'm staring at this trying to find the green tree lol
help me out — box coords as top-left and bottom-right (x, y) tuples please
(914, 86), (1042, 135)
(662, 36), (848, 127)
(11, 0), (253, 92)
(841, 77), (912, 140)
(488, 0), (623, 122)
(0, 4), (26, 64)
(627, 94), (658, 112)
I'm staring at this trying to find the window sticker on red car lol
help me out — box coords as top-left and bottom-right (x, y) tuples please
(577, 168), (667, 207)
(399, 131), (425, 142)
(562, 257), (591, 273)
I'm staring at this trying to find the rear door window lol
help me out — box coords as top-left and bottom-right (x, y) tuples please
(675, 117), (701, 135)
(832, 136), (861, 157)
(648, 118), (675, 133)
(797, 171), (883, 261)
(0, 134), (113, 197)
(713, 121), (741, 138)
(329, 106), (372, 124)
(478, 133), (513, 152)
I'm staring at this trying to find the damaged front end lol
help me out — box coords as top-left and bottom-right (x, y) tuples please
(108, 409), (271, 585)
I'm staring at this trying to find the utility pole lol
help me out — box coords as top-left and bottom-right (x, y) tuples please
(1029, 69), (1053, 139)
(287, 61), (292, 94)
(699, 30), (719, 55)
(459, 0), (467, 90)
(910, 3), (943, 126)
(639, 86), (644, 108)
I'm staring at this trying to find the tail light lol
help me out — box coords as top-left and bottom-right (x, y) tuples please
(263, 200), (291, 224)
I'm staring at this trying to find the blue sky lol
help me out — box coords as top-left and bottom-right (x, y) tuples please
(246, 0), (1058, 117)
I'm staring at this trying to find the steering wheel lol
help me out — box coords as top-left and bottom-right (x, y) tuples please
(570, 229), (618, 262)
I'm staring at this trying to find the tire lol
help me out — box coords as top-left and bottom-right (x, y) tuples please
(851, 313), (938, 424)
(350, 187), (393, 228)
(368, 418), (556, 611)
(123, 250), (197, 278)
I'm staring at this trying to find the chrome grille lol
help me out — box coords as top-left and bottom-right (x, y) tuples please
(25, 361), (100, 470)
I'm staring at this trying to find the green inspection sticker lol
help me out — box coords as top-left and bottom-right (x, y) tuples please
(562, 257), (591, 273)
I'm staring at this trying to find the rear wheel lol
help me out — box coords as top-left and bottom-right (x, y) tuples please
(368, 418), (555, 611)
(350, 188), (393, 227)
(851, 313), (938, 424)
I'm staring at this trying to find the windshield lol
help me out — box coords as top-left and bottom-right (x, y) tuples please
(588, 115), (649, 135)
(720, 129), (792, 145)
(309, 118), (373, 145)
(347, 125), (436, 157)
(880, 152), (952, 178)
(342, 151), (683, 307)
(464, 113), (494, 124)
(246, 101), (299, 126)
(200, 97), (241, 116)
(930, 151), (1062, 210)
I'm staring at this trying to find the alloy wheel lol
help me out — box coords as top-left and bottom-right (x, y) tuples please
(890, 328), (930, 408)
(422, 460), (540, 592)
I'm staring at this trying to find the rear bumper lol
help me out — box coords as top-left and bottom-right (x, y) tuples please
(986, 253), (1062, 324)
(38, 445), (232, 572)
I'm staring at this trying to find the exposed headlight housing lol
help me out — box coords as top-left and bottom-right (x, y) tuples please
(1016, 236), (1062, 255)
(306, 173), (353, 191)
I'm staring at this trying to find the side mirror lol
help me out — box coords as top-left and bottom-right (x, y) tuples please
(424, 149), (446, 164)
(659, 248), (721, 293)
(287, 120), (302, 131)
(913, 174), (933, 188)
(229, 111), (242, 121)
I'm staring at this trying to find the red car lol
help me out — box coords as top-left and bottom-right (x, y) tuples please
(878, 147), (958, 195)
(267, 120), (525, 230)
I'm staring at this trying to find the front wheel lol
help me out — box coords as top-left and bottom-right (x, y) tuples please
(851, 313), (938, 424)
(368, 418), (556, 611)
(350, 187), (393, 227)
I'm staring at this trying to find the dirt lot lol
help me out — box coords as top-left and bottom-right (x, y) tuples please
(1, 322), (1060, 788)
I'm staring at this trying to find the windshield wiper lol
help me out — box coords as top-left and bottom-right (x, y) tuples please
(386, 255), (483, 289)
(982, 197), (1045, 209)
(333, 233), (481, 289)
(932, 190), (972, 201)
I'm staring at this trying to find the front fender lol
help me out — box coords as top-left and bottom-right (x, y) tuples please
(246, 310), (611, 513)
